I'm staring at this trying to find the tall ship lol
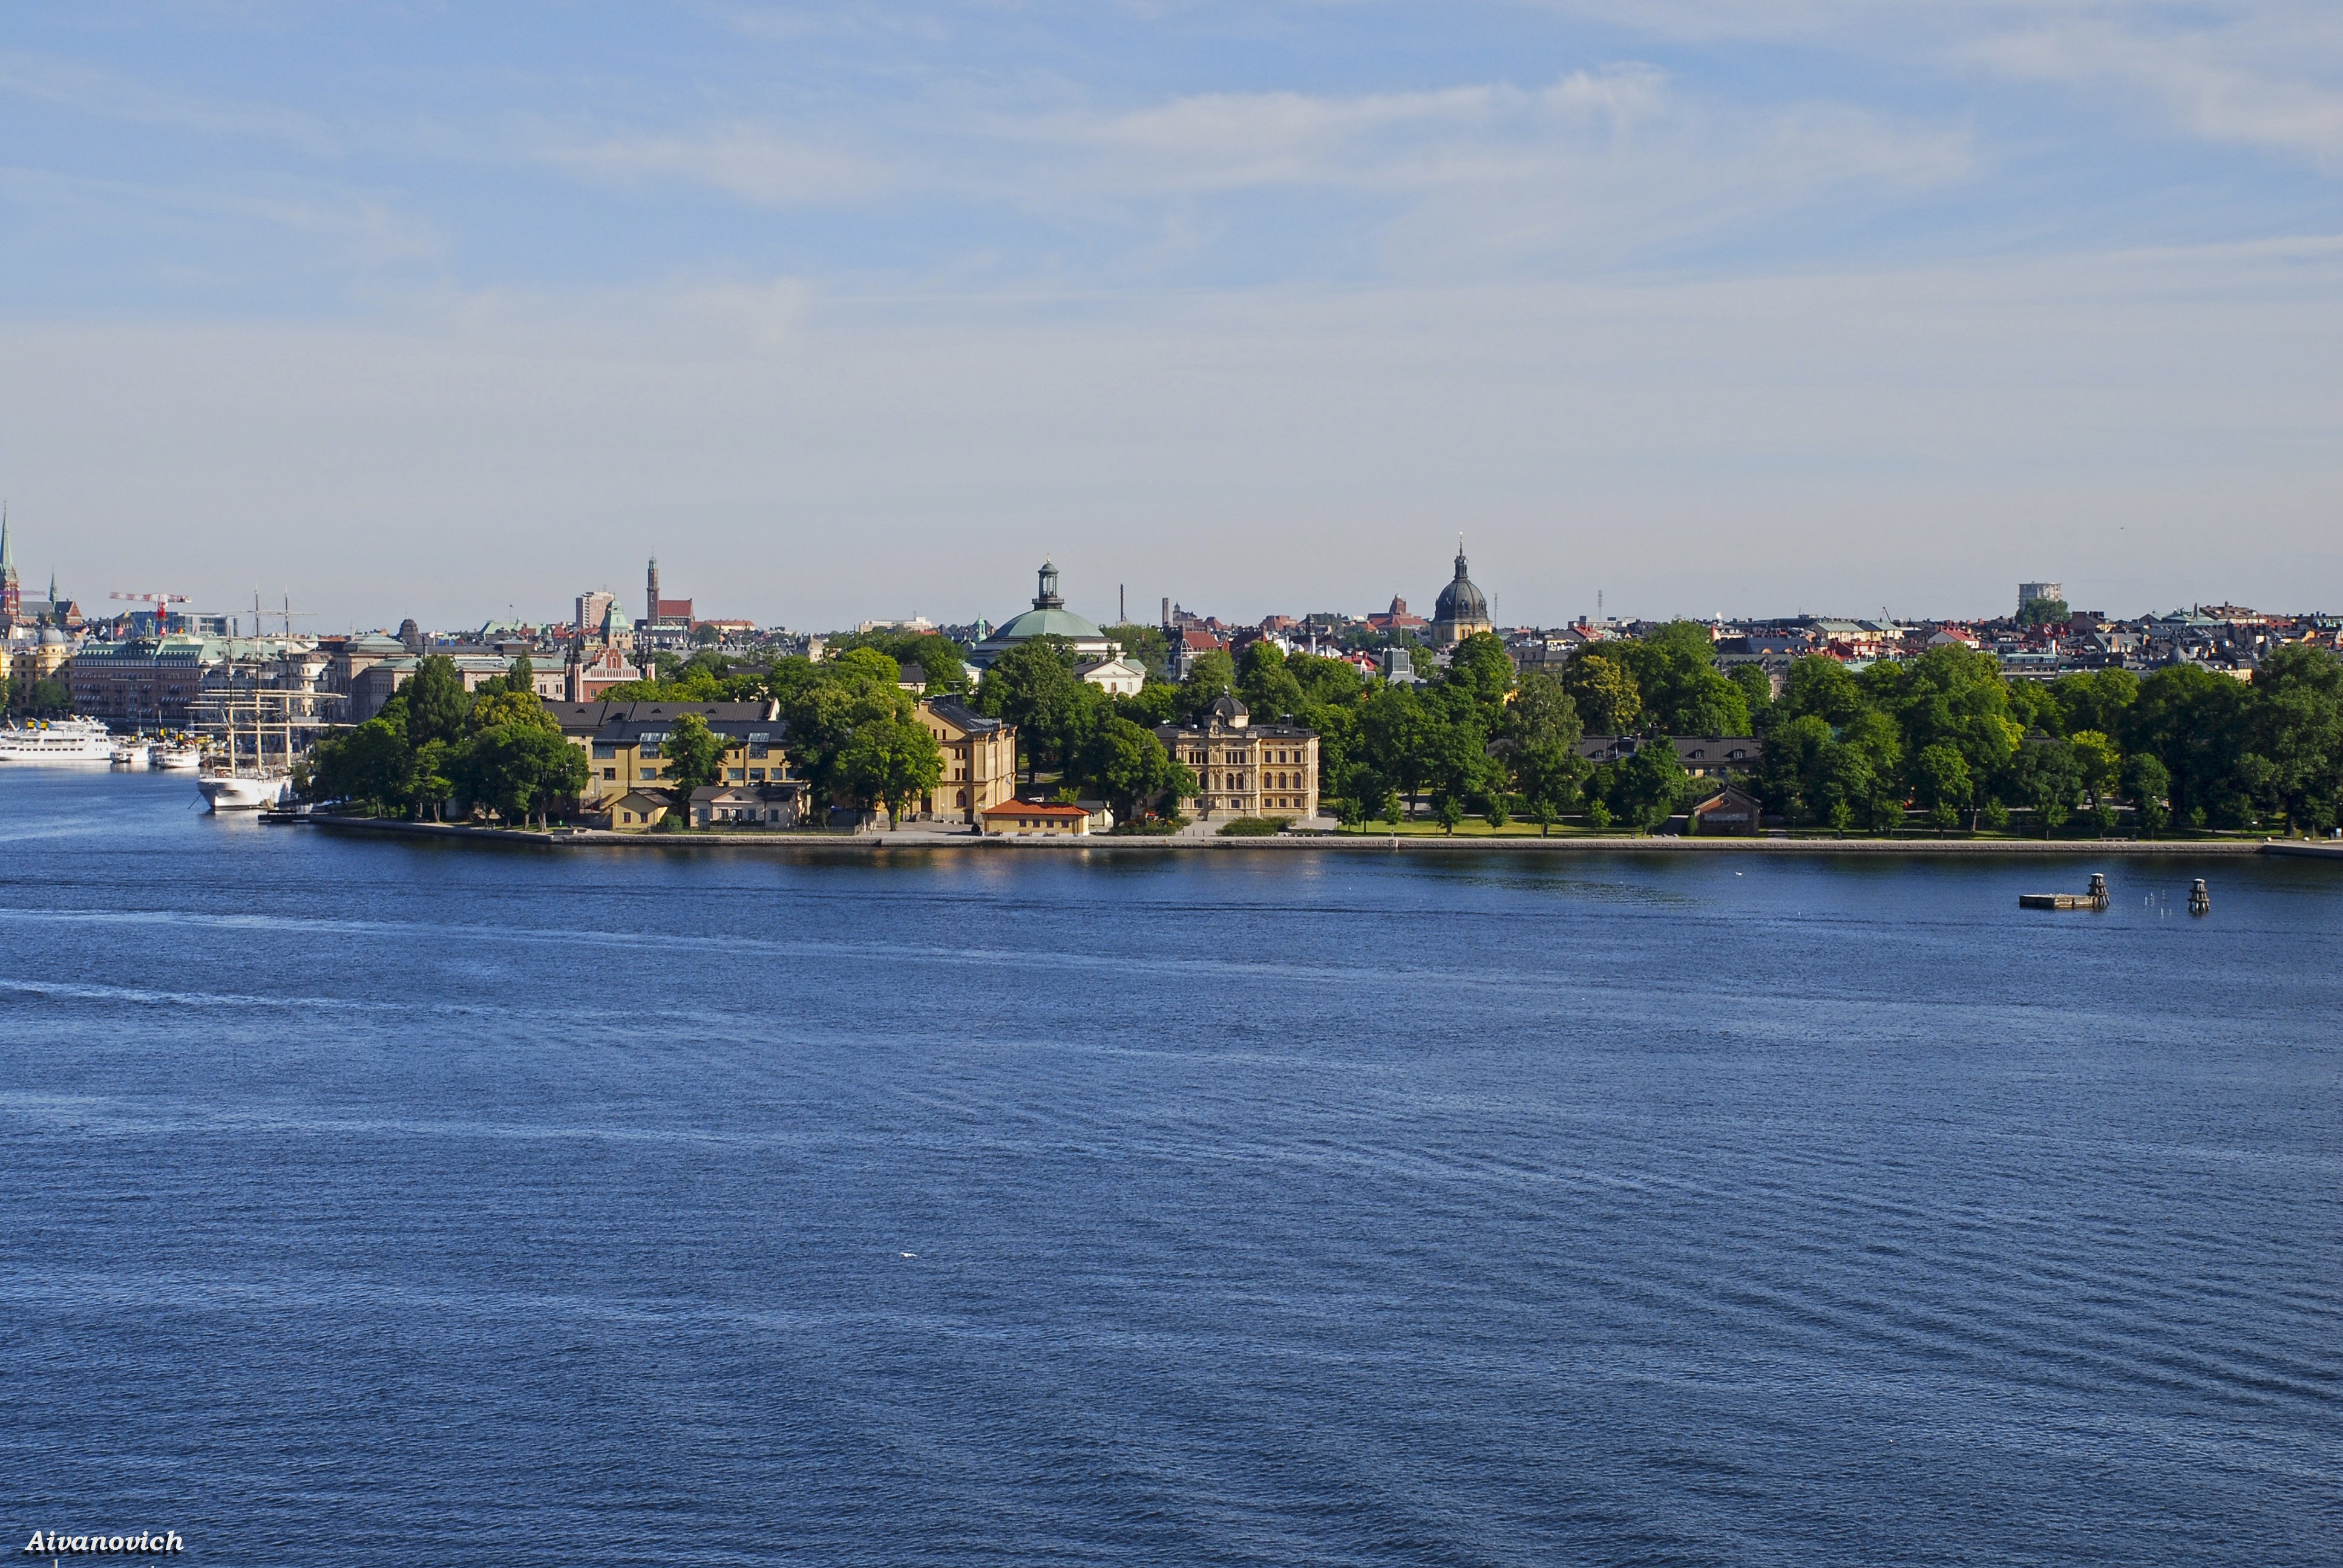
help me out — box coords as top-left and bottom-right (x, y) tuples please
(0, 716), (116, 763)
(190, 682), (341, 811)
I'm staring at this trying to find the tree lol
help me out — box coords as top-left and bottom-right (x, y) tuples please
(2017, 595), (2070, 627)
(0, 671), (11, 711)
(1235, 641), (1305, 720)
(407, 739), (454, 820)
(2122, 664), (2254, 827)
(310, 716), (411, 815)
(1175, 648), (1237, 725)
(664, 713), (726, 793)
(453, 724), (589, 828)
(1780, 656), (1869, 727)
(1101, 623), (1172, 679)
(980, 637), (1084, 778)
(404, 655), (472, 748)
(1611, 744), (1689, 834)
(1561, 651), (1642, 735)
(2250, 644), (2343, 834)
(25, 677), (70, 716)
(2123, 753), (2171, 837)
(1729, 664), (1774, 730)
(1910, 743), (1973, 834)
(1360, 683), (1435, 817)
(2068, 730), (2123, 809)
(838, 712), (943, 826)
(1069, 716), (1194, 821)
(2007, 740), (2085, 838)
(1434, 795), (1465, 835)
(2050, 668), (2138, 738)
(1444, 632), (1516, 713)
(498, 653), (537, 696)
(1504, 672), (1589, 835)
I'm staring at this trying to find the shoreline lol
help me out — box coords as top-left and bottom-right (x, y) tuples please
(303, 817), (2310, 857)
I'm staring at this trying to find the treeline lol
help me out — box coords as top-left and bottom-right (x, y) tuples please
(1743, 642), (2343, 835)
(310, 656), (586, 825)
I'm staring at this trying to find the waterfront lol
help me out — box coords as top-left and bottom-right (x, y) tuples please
(3, 769), (2338, 1566)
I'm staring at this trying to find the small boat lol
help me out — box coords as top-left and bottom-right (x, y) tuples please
(150, 741), (203, 770)
(111, 740), (146, 767)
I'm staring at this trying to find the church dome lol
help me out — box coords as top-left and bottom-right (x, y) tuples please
(974, 560), (1112, 663)
(1434, 546), (1488, 624)
(38, 624), (66, 646)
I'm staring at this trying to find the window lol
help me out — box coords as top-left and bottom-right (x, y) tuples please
(727, 768), (746, 780)
(749, 768), (765, 781)
(592, 743), (620, 759)
(603, 768), (617, 780)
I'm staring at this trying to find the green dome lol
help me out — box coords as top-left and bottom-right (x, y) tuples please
(992, 605), (1105, 642)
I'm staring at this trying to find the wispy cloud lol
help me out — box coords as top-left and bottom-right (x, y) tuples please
(0, 50), (336, 151)
(530, 123), (893, 205)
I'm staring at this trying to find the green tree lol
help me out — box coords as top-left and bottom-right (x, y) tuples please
(25, 677), (70, 716)
(2068, 730), (2123, 808)
(839, 711), (944, 826)
(1561, 651), (1642, 734)
(404, 655), (472, 748)
(2017, 595), (2070, 627)
(1101, 623), (1171, 679)
(1069, 716), (1196, 822)
(1434, 794), (1465, 835)
(407, 738), (454, 820)
(2007, 740), (2085, 838)
(1611, 744), (1689, 834)
(1779, 655), (1869, 727)
(2250, 644), (2343, 834)
(1503, 672), (1589, 835)
(1175, 648), (1237, 725)
(453, 724), (589, 828)
(980, 636), (1084, 778)
(2122, 753), (2171, 836)
(1729, 664), (1775, 730)
(2049, 668), (2138, 738)
(1910, 743), (1973, 833)
(1360, 683), (1435, 817)
(2121, 664), (2255, 827)
(1443, 632), (1516, 713)
(1235, 641), (1305, 720)
(310, 716), (411, 815)
(664, 713), (726, 793)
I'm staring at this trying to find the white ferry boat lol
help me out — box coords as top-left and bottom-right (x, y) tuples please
(150, 741), (203, 770)
(0, 716), (116, 763)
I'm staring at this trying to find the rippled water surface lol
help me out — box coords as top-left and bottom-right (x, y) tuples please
(4, 770), (2339, 1566)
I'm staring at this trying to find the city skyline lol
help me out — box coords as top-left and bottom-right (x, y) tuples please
(1, 4), (2338, 626)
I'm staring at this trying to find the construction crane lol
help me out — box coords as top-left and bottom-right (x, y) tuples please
(111, 590), (189, 635)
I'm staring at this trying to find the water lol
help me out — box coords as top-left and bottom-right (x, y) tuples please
(3, 769), (2338, 1566)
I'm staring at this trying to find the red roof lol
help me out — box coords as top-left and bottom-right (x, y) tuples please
(981, 800), (1089, 818)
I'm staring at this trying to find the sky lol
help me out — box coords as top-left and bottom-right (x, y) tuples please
(1, 1), (2339, 633)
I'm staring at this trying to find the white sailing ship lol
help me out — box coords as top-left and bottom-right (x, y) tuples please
(0, 716), (117, 763)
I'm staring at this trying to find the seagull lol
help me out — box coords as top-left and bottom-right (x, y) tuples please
(900, 1252), (917, 1259)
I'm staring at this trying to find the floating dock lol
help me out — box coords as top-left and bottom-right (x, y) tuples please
(2021, 873), (2110, 910)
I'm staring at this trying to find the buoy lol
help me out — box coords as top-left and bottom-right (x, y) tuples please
(2189, 878), (2210, 915)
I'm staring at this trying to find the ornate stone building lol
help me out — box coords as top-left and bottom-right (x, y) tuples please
(1156, 696), (1320, 821)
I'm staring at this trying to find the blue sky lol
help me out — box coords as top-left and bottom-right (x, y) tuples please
(1, 2), (2338, 630)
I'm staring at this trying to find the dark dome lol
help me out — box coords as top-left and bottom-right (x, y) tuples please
(1435, 547), (1487, 623)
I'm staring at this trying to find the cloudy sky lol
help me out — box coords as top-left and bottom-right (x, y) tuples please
(1, 2), (2338, 632)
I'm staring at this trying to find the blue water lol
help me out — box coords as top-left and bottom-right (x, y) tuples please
(2, 769), (2338, 1566)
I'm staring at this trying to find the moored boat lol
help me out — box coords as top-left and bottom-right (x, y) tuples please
(150, 741), (203, 770)
(0, 716), (117, 763)
(197, 771), (287, 811)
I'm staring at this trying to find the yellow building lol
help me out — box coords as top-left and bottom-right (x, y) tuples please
(916, 697), (1018, 825)
(1156, 696), (1320, 821)
(558, 701), (799, 808)
(7, 626), (74, 698)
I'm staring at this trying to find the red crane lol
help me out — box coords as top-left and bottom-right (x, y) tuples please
(110, 590), (189, 635)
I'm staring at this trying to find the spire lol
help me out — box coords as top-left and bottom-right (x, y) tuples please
(1, 503), (11, 576)
(1455, 534), (1470, 581)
